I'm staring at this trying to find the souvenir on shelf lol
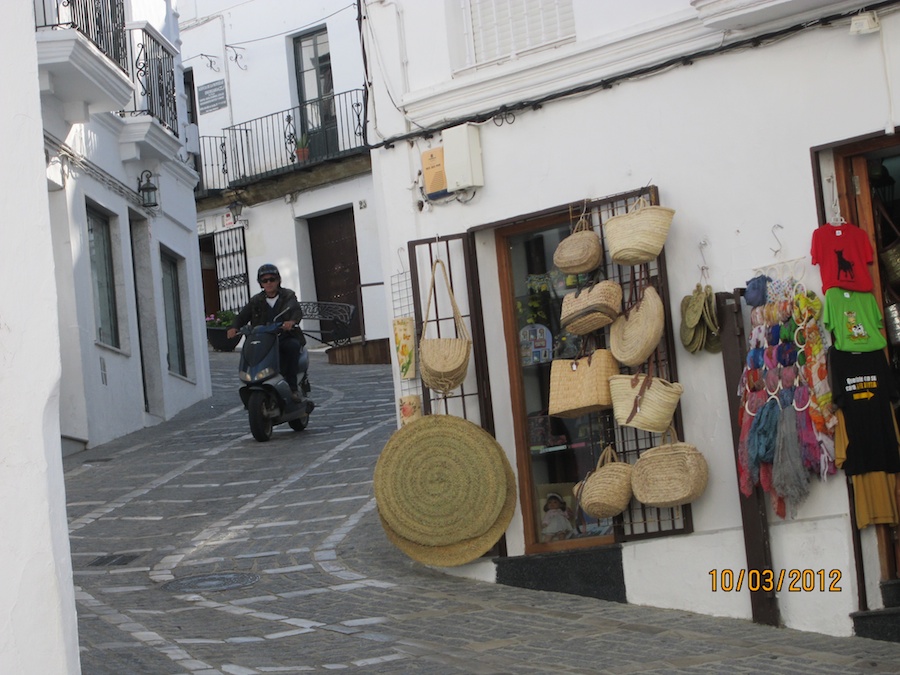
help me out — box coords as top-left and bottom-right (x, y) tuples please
(519, 324), (553, 366)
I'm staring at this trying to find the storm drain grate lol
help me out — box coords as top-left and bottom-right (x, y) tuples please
(88, 553), (140, 567)
(162, 572), (260, 593)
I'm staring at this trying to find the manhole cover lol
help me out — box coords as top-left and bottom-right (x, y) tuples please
(162, 572), (260, 593)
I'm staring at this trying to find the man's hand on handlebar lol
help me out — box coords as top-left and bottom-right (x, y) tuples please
(282, 320), (295, 331)
(226, 328), (237, 339)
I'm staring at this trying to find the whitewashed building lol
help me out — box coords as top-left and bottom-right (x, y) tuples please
(362, 0), (900, 639)
(3, 0), (208, 668)
(37, 0), (210, 453)
(180, 0), (389, 356)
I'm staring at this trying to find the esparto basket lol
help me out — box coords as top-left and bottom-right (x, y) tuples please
(548, 349), (618, 418)
(560, 280), (622, 335)
(609, 372), (683, 433)
(553, 216), (602, 274)
(610, 285), (665, 367)
(631, 427), (708, 508)
(419, 260), (472, 395)
(574, 445), (633, 519)
(605, 196), (674, 266)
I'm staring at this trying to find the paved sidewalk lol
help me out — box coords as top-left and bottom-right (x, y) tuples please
(64, 349), (900, 674)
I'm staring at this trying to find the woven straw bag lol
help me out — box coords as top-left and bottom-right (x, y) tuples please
(632, 427), (708, 508)
(609, 371), (683, 433)
(548, 348), (618, 418)
(574, 445), (633, 519)
(610, 285), (665, 367)
(560, 279), (622, 335)
(605, 196), (674, 266)
(553, 216), (602, 274)
(419, 260), (472, 395)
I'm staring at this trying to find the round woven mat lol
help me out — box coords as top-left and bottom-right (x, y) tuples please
(374, 415), (508, 547)
(379, 455), (516, 567)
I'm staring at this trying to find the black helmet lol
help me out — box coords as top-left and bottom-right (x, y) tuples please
(257, 263), (280, 282)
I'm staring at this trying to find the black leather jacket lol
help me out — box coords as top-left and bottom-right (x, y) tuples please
(231, 287), (305, 345)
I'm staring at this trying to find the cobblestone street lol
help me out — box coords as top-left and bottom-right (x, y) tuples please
(63, 349), (900, 674)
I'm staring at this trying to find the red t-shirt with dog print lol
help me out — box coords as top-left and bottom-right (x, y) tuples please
(811, 223), (873, 293)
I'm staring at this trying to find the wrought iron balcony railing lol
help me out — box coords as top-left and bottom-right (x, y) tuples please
(34, 0), (129, 72)
(196, 136), (229, 195)
(222, 89), (367, 185)
(122, 26), (178, 137)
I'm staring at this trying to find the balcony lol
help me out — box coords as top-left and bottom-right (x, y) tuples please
(216, 89), (367, 188)
(35, 0), (134, 116)
(122, 23), (179, 137)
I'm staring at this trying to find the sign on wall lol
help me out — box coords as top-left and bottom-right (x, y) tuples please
(197, 79), (227, 115)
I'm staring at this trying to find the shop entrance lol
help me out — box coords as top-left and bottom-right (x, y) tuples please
(829, 134), (900, 584)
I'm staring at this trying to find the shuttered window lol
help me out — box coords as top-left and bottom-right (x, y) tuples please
(466, 0), (575, 67)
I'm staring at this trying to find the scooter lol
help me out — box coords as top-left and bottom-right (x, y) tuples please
(237, 309), (313, 442)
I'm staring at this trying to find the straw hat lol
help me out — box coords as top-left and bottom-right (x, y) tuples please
(378, 456), (516, 567)
(374, 415), (511, 548)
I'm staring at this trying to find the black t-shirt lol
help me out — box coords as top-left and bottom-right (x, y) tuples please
(829, 347), (900, 475)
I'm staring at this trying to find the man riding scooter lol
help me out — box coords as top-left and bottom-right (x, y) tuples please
(227, 264), (307, 403)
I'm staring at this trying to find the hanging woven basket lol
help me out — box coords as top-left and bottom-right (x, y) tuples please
(574, 445), (633, 519)
(418, 260), (472, 395)
(548, 349), (618, 418)
(609, 372), (683, 433)
(553, 216), (602, 274)
(604, 196), (674, 266)
(631, 427), (708, 508)
(560, 280), (622, 335)
(610, 285), (665, 367)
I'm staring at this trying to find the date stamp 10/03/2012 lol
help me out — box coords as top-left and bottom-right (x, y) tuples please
(709, 569), (843, 593)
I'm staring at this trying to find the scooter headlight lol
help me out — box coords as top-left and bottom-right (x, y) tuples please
(239, 370), (252, 382)
(254, 367), (275, 381)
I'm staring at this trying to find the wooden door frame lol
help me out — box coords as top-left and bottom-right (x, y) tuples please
(494, 212), (616, 553)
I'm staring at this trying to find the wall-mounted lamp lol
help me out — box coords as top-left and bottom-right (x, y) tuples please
(228, 200), (249, 227)
(138, 170), (158, 208)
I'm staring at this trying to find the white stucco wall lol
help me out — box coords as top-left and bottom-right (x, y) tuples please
(0, 2), (81, 671)
(41, 3), (211, 449)
(363, 1), (900, 636)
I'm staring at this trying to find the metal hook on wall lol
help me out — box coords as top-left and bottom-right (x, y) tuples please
(698, 238), (710, 281)
(770, 224), (784, 256)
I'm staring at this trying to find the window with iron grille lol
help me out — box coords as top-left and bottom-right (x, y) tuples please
(457, 0), (575, 69)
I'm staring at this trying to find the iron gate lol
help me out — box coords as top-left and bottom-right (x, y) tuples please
(214, 226), (250, 313)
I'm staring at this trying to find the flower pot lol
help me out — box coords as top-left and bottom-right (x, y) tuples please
(295, 147), (309, 162)
(207, 326), (242, 352)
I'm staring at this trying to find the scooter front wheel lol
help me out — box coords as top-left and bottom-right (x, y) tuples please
(248, 391), (274, 442)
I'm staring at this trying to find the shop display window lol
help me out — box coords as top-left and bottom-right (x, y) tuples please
(498, 189), (693, 552)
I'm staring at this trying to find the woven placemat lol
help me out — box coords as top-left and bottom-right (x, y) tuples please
(374, 415), (508, 547)
(378, 455), (516, 567)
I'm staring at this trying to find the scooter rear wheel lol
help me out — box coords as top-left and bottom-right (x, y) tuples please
(248, 391), (273, 442)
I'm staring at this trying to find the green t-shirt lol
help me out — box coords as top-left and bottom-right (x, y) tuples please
(823, 288), (887, 352)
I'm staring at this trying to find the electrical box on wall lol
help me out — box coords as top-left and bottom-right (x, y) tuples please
(442, 123), (484, 192)
(421, 146), (449, 199)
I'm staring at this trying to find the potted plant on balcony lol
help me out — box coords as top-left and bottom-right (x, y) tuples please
(206, 310), (241, 351)
(295, 133), (310, 162)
